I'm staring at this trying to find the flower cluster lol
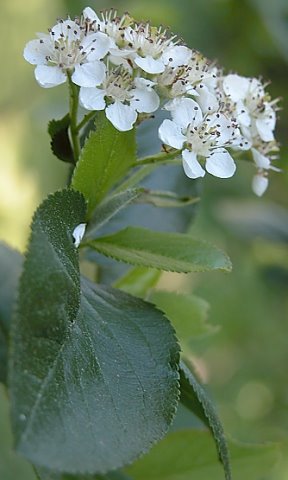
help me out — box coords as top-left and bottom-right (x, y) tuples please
(24, 6), (280, 195)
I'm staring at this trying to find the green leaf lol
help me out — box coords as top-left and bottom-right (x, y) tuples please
(87, 227), (232, 273)
(0, 244), (23, 384)
(87, 189), (141, 239)
(36, 466), (131, 480)
(72, 111), (136, 217)
(0, 385), (37, 480)
(179, 362), (231, 480)
(126, 430), (280, 480)
(114, 267), (161, 298)
(150, 291), (218, 352)
(48, 115), (74, 164)
(138, 190), (200, 208)
(10, 190), (179, 474)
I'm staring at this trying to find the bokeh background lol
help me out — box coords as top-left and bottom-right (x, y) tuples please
(0, 0), (287, 478)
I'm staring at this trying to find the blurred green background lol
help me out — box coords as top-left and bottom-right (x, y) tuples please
(0, 0), (287, 479)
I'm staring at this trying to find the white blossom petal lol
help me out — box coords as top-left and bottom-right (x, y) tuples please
(72, 223), (87, 248)
(166, 98), (203, 128)
(223, 74), (250, 102)
(205, 149), (236, 178)
(79, 87), (106, 111)
(135, 55), (165, 74)
(51, 20), (81, 42)
(23, 38), (51, 65)
(251, 148), (271, 169)
(72, 61), (106, 87)
(34, 65), (66, 88)
(106, 101), (137, 131)
(131, 81), (160, 113)
(252, 174), (269, 196)
(83, 7), (98, 21)
(182, 149), (205, 178)
(162, 45), (192, 67)
(158, 119), (186, 149)
(255, 112), (276, 142)
(195, 85), (219, 114)
(236, 101), (251, 127)
(82, 32), (114, 61)
(108, 54), (133, 72)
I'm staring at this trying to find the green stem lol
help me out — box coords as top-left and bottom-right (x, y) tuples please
(131, 149), (181, 168)
(76, 111), (96, 133)
(67, 72), (81, 163)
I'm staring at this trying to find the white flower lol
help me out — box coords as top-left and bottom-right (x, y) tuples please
(123, 23), (192, 74)
(72, 223), (86, 247)
(79, 71), (160, 131)
(159, 97), (242, 179)
(222, 74), (277, 143)
(250, 146), (280, 196)
(24, 18), (113, 88)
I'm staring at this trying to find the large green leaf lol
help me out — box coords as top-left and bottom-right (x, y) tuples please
(87, 227), (232, 273)
(150, 291), (217, 352)
(179, 362), (231, 480)
(0, 385), (37, 480)
(72, 112), (136, 217)
(10, 189), (180, 474)
(36, 467), (131, 480)
(0, 243), (23, 384)
(126, 429), (279, 480)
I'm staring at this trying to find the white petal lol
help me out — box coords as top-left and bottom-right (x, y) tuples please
(252, 174), (268, 196)
(251, 148), (271, 169)
(205, 149), (236, 178)
(72, 223), (87, 248)
(182, 150), (205, 179)
(83, 7), (98, 21)
(51, 20), (81, 42)
(135, 55), (165, 74)
(79, 87), (106, 111)
(165, 98), (203, 128)
(106, 102), (137, 131)
(158, 119), (186, 149)
(195, 85), (219, 114)
(236, 101), (251, 127)
(162, 45), (192, 67)
(131, 86), (159, 113)
(255, 114), (276, 142)
(108, 54), (133, 73)
(23, 38), (51, 65)
(223, 74), (250, 102)
(34, 65), (66, 88)
(82, 32), (114, 61)
(72, 61), (106, 87)
(134, 77), (156, 89)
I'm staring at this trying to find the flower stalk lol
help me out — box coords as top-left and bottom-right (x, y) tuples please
(68, 72), (81, 163)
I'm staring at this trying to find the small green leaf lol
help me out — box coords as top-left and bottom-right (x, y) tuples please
(150, 291), (218, 352)
(87, 189), (141, 239)
(179, 362), (231, 480)
(87, 227), (232, 273)
(72, 112), (136, 217)
(138, 190), (200, 208)
(0, 244), (23, 385)
(114, 267), (161, 298)
(48, 115), (74, 164)
(126, 430), (279, 480)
